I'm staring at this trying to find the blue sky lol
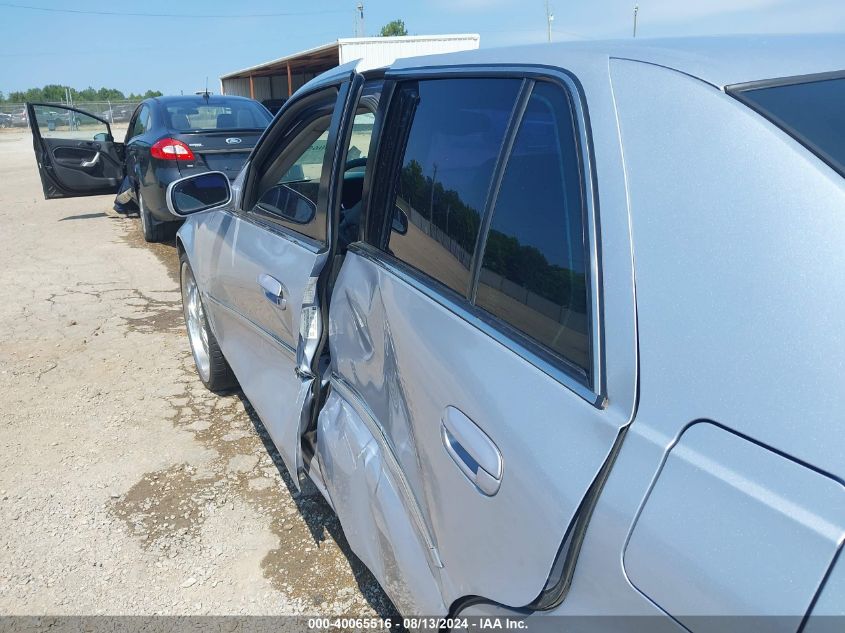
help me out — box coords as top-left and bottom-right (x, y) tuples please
(0, 0), (842, 96)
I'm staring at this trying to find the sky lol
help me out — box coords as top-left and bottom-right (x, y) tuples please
(0, 0), (843, 97)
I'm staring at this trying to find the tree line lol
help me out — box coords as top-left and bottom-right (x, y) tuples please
(0, 85), (162, 103)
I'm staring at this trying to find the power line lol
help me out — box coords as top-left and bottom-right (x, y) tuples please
(0, 2), (345, 19)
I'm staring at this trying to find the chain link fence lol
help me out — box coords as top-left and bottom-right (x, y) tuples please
(0, 101), (141, 128)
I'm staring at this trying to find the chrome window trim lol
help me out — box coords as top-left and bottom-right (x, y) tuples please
(349, 243), (603, 408)
(204, 292), (296, 359)
(726, 68), (845, 92)
(372, 64), (605, 402)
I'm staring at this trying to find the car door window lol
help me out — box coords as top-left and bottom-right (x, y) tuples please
(248, 91), (337, 243)
(370, 77), (592, 381)
(128, 105), (150, 140)
(475, 81), (590, 375)
(30, 104), (109, 140)
(338, 83), (382, 251)
(385, 78), (522, 296)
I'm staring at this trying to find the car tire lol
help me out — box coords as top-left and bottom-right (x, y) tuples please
(179, 253), (238, 393)
(138, 189), (169, 243)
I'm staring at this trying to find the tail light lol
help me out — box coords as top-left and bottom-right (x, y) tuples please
(150, 138), (195, 161)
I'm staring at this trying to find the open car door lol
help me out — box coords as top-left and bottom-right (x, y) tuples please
(27, 103), (123, 199)
(188, 61), (366, 487)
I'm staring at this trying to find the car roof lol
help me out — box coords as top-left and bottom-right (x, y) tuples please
(388, 34), (845, 88)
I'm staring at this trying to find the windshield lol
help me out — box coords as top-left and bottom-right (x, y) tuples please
(732, 75), (845, 177)
(165, 98), (272, 132)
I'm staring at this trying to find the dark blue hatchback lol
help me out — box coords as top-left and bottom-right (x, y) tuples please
(27, 94), (272, 242)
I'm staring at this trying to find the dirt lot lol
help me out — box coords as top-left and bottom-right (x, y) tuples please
(0, 128), (395, 617)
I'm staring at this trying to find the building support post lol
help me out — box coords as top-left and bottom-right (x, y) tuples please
(249, 75), (255, 99)
(287, 62), (293, 97)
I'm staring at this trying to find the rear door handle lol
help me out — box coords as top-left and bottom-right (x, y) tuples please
(258, 273), (287, 309)
(441, 406), (503, 496)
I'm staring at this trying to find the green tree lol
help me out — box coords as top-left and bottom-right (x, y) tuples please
(24, 87), (45, 102)
(379, 19), (407, 36)
(4, 84), (162, 104)
(41, 84), (68, 102)
(96, 87), (126, 101)
(77, 86), (98, 101)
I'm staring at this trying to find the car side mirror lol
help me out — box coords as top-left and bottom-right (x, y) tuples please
(93, 132), (112, 142)
(391, 205), (408, 235)
(166, 171), (231, 217)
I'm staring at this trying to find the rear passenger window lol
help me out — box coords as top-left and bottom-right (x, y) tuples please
(387, 79), (522, 296)
(129, 105), (150, 139)
(475, 82), (589, 374)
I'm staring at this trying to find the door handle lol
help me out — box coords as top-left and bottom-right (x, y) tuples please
(441, 406), (503, 496)
(258, 273), (287, 309)
(80, 152), (100, 168)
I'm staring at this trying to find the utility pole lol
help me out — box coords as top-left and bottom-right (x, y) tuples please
(356, 3), (364, 37)
(545, 0), (554, 42)
(632, 4), (639, 38)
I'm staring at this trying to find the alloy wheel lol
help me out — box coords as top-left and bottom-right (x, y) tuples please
(181, 262), (211, 383)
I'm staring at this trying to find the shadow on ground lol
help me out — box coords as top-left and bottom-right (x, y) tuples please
(59, 212), (108, 221)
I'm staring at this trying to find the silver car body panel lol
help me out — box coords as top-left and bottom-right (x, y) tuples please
(176, 35), (845, 623)
(626, 421), (844, 625)
(313, 59), (639, 611)
(389, 34), (845, 89)
(193, 208), (323, 480)
(316, 383), (446, 616)
(324, 243), (631, 607)
(533, 54), (845, 626)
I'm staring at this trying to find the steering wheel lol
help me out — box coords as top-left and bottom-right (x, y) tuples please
(344, 157), (368, 172)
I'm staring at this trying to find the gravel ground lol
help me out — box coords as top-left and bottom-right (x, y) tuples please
(0, 128), (396, 618)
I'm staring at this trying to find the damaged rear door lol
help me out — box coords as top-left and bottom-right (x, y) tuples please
(27, 103), (123, 199)
(317, 70), (636, 614)
(201, 62), (365, 483)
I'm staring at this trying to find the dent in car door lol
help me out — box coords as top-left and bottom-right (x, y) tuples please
(202, 66), (364, 482)
(27, 103), (123, 199)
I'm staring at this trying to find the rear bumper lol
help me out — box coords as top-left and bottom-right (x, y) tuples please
(141, 166), (184, 223)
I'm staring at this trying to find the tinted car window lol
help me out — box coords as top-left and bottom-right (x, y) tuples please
(165, 98), (271, 132)
(476, 82), (590, 375)
(734, 76), (845, 177)
(130, 105), (149, 138)
(387, 78), (521, 296)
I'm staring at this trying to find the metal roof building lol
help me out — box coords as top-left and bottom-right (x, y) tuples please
(220, 34), (480, 101)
